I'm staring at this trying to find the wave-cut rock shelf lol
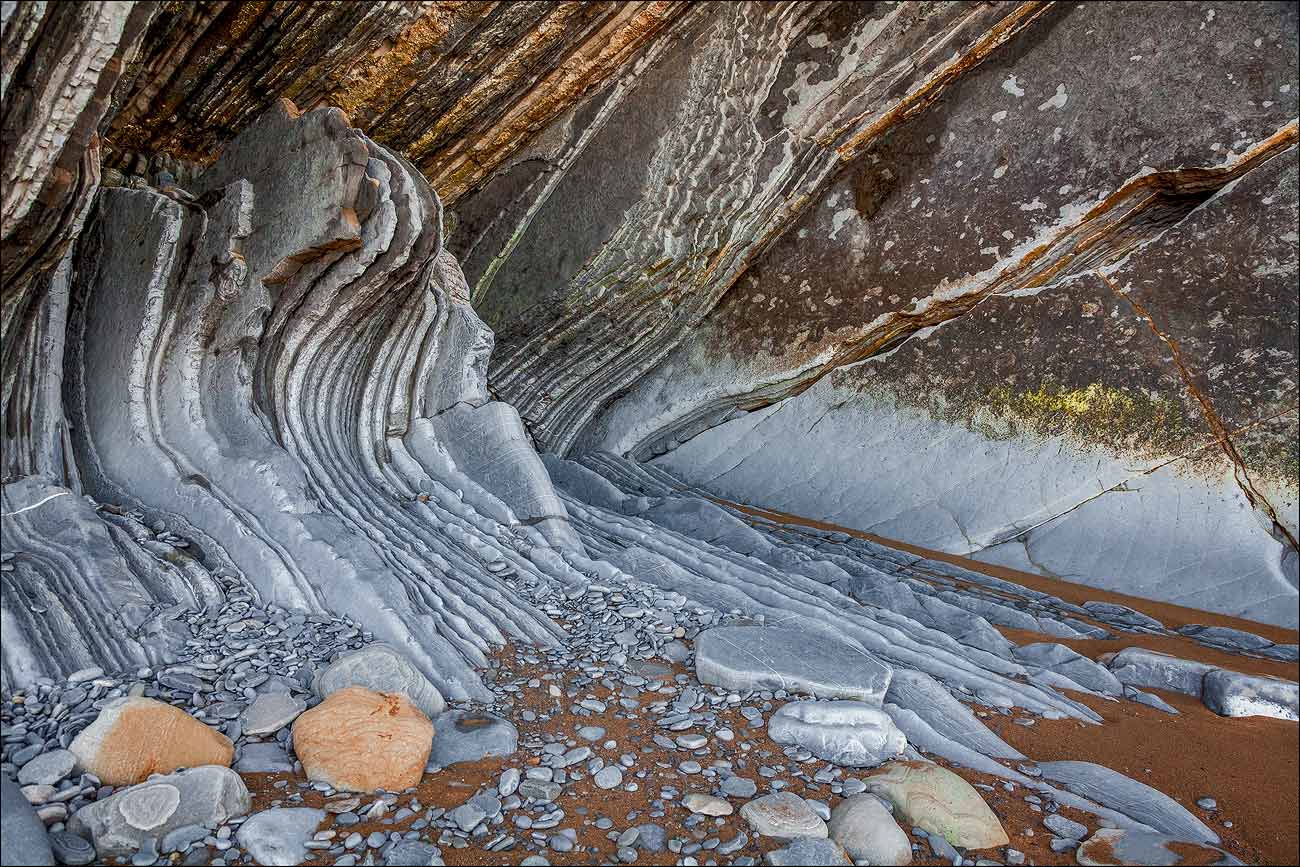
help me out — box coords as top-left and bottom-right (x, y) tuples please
(1, 2), (1297, 867)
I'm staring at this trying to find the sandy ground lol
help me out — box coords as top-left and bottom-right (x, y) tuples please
(230, 500), (1299, 866)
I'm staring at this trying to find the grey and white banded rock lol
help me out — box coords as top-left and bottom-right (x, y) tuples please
(1035, 761), (1219, 844)
(1200, 670), (1299, 721)
(739, 793), (828, 840)
(767, 700), (906, 767)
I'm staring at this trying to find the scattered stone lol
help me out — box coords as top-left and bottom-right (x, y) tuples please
(241, 692), (307, 735)
(763, 836), (851, 866)
(235, 741), (295, 773)
(68, 697), (233, 786)
(48, 830), (95, 865)
(292, 687), (433, 792)
(68, 766), (250, 858)
(767, 700), (906, 767)
(863, 761), (1008, 848)
(313, 644), (446, 718)
(1043, 812), (1088, 840)
(236, 807), (326, 866)
(827, 794), (911, 864)
(720, 776), (758, 798)
(386, 840), (444, 865)
(594, 766), (624, 790)
(682, 793), (733, 816)
(739, 792), (828, 840)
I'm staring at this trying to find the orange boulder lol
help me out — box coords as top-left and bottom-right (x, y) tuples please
(291, 687), (433, 792)
(68, 697), (234, 786)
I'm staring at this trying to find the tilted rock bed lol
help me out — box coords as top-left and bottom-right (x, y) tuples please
(4, 496), (1285, 865)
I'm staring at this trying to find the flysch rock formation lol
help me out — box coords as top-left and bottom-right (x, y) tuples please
(1, 2), (1298, 867)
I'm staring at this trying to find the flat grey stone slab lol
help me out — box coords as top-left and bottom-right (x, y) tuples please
(740, 792), (828, 840)
(1036, 761), (1218, 844)
(235, 742), (295, 773)
(695, 627), (891, 701)
(764, 836), (850, 865)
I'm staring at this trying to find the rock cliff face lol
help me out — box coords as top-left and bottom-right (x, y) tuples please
(1, 0), (1296, 697)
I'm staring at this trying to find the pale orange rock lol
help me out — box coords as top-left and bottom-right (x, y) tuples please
(291, 687), (433, 792)
(68, 697), (234, 786)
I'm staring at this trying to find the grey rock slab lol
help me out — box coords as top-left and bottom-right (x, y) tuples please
(767, 700), (906, 767)
(695, 627), (891, 702)
(313, 644), (445, 718)
(763, 836), (851, 866)
(1105, 648), (1215, 697)
(739, 792), (828, 840)
(241, 692), (307, 736)
(1043, 812), (1088, 840)
(385, 840), (443, 865)
(236, 807), (326, 866)
(682, 793), (733, 816)
(1076, 828), (1242, 866)
(1, 774), (54, 865)
(427, 710), (518, 767)
(884, 669), (1024, 760)
(1035, 761), (1218, 844)
(1013, 643), (1123, 696)
(594, 766), (623, 790)
(827, 794), (911, 864)
(720, 775), (758, 798)
(68, 766), (251, 858)
(17, 750), (77, 786)
(1200, 669), (1298, 720)
(1176, 624), (1273, 652)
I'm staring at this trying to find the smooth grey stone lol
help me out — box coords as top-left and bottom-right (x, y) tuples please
(17, 750), (77, 786)
(635, 824), (667, 852)
(695, 627), (891, 701)
(451, 803), (486, 832)
(739, 793), (828, 839)
(763, 836), (850, 865)
(160, 823), (208, 853)
(594, 766), (623, 790)
(827, 794), (910, 864)
(69, 766), (251, 858)
(1036, 761), (1218, 844)
(385, 840), (442, 865)
(1200, 669), (1298, 720)
(767, 700), (905, 767)
(1043, 812), (1088, 840)
(720, 776), (758, 798)
(1076, 828), (1243, 866)
(427, 710), (518, 768)
(1196, 797), (1217, 810)
(241, 692), (306, 736)
(927, 830), (960, 861)
(235, 742), (295, 773)
(48, 829), (95, 865)
(1124, 688), (1180, 715)
(235, 808), (326, 866)
(1177, 624), (1273, 651)
(2, 774), (54, 865)
(497, 768), (520, 797)
(313, 645), (445, 718)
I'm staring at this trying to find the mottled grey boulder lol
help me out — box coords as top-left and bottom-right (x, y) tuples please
(1200, 669), (1298, 721)
(1, 774), (54, 865)
(235, 808), (325, 866)
(1036, 761), (1218, 844)
(427, 710), (518, 768)
(695, 627), (891, 701)
(1076, 828), (1242, 866)
(314, 644), (445, 718)
(1013, 643), (1123, 696)
(1104, 647), (1215, 697)
(68, 766), (251, 857)
(767, 701), (905, 767)
(740, 792), (828, 840)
